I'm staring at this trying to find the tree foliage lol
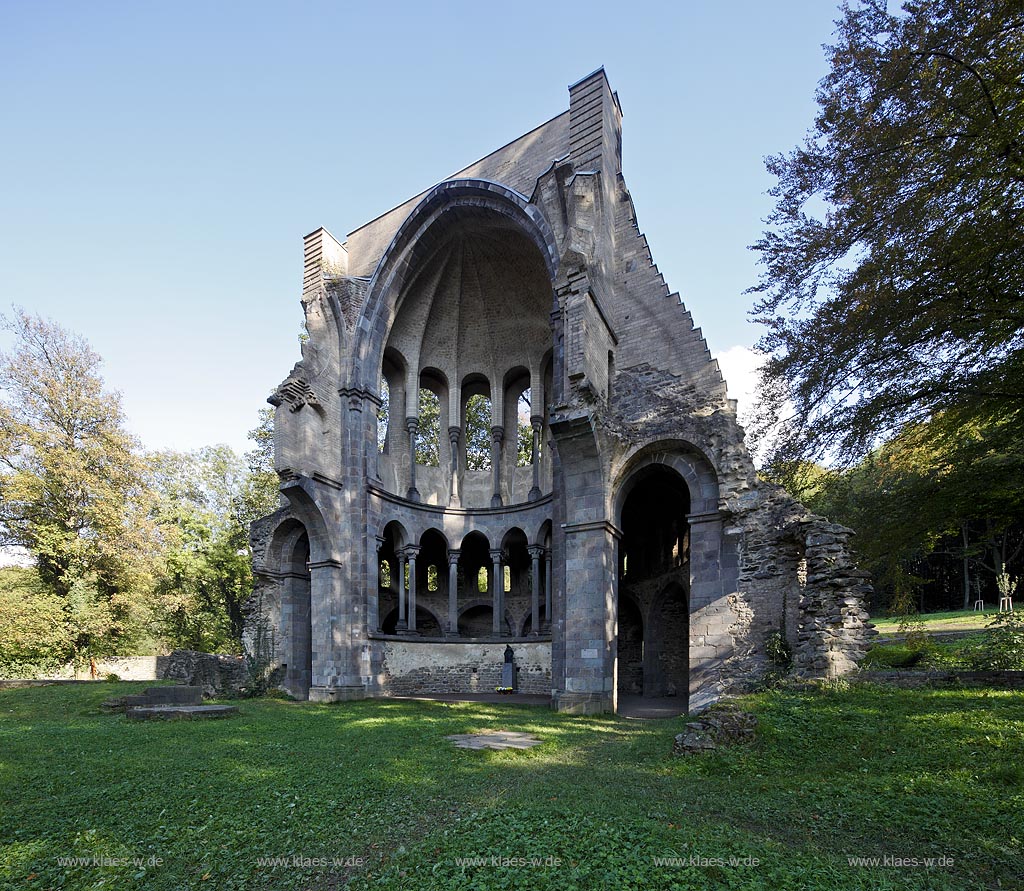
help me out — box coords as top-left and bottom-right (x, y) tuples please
(147, 446), (259, 652)
(0, 309), (158, 660)
(798, 407), (1024, 611)
(464, 394), (492, 471)
(751, 0), (1024, 468)
(416, 388), (441, 466)
(0, 308), (281, 670)
(240, 406), (280, 528)
(0, 567), (70, 673)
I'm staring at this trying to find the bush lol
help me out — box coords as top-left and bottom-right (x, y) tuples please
(765, 630), (792, 668)
(0, 658), (65, 680)
(919, 644), (971, 670)
(970, 611), (1024, 670)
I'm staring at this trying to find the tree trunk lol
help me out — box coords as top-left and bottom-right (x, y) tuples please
(962, 524), (971, 610)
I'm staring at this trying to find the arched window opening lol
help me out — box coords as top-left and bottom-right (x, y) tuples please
(622, 469), (690, 578)
(379, 559), (391, 589)
(516, 389), (533, 467)
(417, 388), (441, 466)
(427, 565), (439, 592)
(477, 566), (488, 593)
(458, 604), (493, 637)
(500, 528), (529, 599)
(378, 376), (389, 453)
(465, 393), (492, 470)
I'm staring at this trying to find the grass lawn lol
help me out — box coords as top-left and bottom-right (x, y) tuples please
(1, 683), (1022, 890)
(871, 610), (998, 635)
(862, 635), (990, 669)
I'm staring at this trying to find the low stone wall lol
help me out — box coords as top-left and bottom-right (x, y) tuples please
(379, 640), (552, 696)
(17, 656), (169, 681)
(859, 669), (1024, 689)
(160, 650), (250, 697)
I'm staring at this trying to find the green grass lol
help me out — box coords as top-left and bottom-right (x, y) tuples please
(863, 635), (994, 670)
(1, 683), (1022, 890)
(871, 610), (996, 634)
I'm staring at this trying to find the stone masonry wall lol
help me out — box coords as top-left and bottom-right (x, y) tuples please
(379, 640), (551, 696)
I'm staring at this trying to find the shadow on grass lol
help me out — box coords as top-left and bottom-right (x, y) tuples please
(1, 683), (1021, 890)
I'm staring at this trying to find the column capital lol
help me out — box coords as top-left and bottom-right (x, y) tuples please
(405, 416), (420, 434)
(490, 425), (505, 443)
(401, 544), (421, 559)
(447, 426), (461, 442)
(530, 415), (544, 430)
(527, 544), (545, 559)
(489, 548), (505, 563)
(447, 548), (461, 566)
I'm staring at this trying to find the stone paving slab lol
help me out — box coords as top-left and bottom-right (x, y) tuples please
(445, 730), (542, 750)
(125, 705), (239, 721)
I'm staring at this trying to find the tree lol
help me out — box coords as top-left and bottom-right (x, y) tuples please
(241, 405), (281, 527)
(516, 390), (534, 467)
(415, 388), (441, 466)
(148, 445), (262, 651)
(800, 408), (1024, 612)
(0, 308), (157, 661)
(750, 0), (1024, 468)
(464, 394), (492, 470)
(0, 567), (71, 674)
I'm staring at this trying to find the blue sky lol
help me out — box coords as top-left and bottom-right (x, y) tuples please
(0, 1), (840, 455)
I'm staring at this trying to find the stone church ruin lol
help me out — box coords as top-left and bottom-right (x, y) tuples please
(250, 69), (875, 713)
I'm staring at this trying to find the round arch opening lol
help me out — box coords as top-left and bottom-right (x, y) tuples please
(616, 465), (690, 703)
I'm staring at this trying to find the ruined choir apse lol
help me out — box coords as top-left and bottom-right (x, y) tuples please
(248, 69), (875, 714)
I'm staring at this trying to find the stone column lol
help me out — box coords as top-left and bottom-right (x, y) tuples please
(686, 511), (727, 702)
(406, 417), (420, 502)
(490, 548), (504, 635)
(529, 415), (543, 501)
(490, 426), (504, 508)
(406, 546), (420, 634)
(373, 536), (385, 633)
(447, 549), (460, 635)
(448, 426), (461, 507)
(307, 559), (364, 702)
(528, 545), (543, 636)
(544, 548), (552, 629)
(555, 521), (618, 714)
(396, 553), (408, 631)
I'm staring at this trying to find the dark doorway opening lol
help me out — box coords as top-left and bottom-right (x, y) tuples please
(617, 466), (690, 702)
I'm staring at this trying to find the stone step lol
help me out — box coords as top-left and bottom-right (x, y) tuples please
(102, 685), (204, 712)
(142, 685), (202, 704)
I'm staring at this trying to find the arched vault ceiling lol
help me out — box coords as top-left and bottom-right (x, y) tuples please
(386, 218), (552, 391)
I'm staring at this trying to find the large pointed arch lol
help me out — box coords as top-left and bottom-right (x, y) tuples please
(352, 179), (560, 393)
